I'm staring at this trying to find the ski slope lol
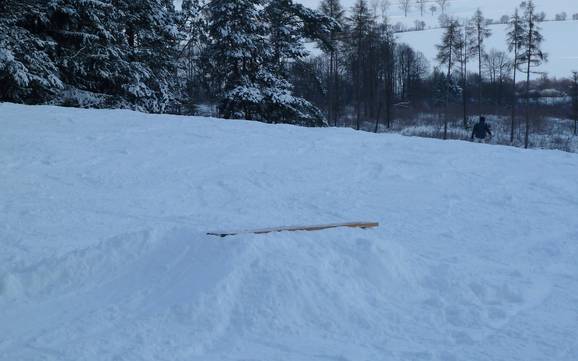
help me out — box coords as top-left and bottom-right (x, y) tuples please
(1, 103), (578, 361)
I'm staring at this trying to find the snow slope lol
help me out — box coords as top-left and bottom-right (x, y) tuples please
(295, 0), (578, 78)
(1, 103), (578, 361)
(398, 20), (578, 79)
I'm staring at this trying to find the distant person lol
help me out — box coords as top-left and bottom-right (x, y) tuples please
(471, 116), (492, 143)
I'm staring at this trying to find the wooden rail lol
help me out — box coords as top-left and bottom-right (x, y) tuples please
(207, 222), (379, 237)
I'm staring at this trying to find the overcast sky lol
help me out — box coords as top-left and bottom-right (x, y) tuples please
(296, 0), (322, 9)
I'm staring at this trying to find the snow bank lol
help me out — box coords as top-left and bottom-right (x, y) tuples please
(1, 103), (578, 361)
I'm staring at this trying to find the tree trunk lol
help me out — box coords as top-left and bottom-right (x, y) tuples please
(333, 51), (339, 127)
(524, 22), (533, 149)
(524, 69), (530, 149)
(444, 41), (453, 140)
(374, 99), (383, 133)
(328, 50), (334, 126)
(478, 40), (483, 116)
(356, 37), (362, 131)
(463, 58), (468, 129)
(511, 48), (518, 143)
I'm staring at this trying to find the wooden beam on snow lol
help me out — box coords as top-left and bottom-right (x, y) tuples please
(207, 222), (379, 237)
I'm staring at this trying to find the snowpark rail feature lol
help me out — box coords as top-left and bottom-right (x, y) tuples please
(207, 222), (380, 237)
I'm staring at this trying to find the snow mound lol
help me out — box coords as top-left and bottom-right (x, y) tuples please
(0, 227), (421, 360)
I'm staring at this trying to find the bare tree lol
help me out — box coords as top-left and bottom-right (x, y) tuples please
(429, 5), (437, 16)
(399, 0), (411, 17)
(415, 0), (426, 17)
(380, 0), (391, 17)
(483, 49), (511, 105)
(436, 0), (449, 14)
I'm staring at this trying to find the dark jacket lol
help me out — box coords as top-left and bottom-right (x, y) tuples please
(471, 121), (492, 140)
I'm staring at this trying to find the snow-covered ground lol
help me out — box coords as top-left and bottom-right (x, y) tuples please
(1, 103), (578, 361)
(398, 20), (578, 79)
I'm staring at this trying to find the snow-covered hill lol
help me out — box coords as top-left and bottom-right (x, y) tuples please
(398, 20), (578, 78)
(296, 0), (578, 78)
(1, 103), (578, 361)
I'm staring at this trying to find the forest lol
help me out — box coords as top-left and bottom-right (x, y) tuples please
(1, 0), (577, 150)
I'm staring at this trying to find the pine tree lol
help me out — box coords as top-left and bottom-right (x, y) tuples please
(0, 0), (62, 103)
(518, 0), (547, 148)
(261, 0), (333, 126)
(458, 18), (475, 128)
(379, 19), (396, 130)
(319, 0), (345, 126)
(201, 0), (267, 119)
(47, 0), (131, 103)
(436, 18), (463, 139)
(347, 0), (375, 130)
(201, 0), (329, 125)
(114, 0), (181, 112)
(506, 7), (526, 143)
(469, 9), (492, 115)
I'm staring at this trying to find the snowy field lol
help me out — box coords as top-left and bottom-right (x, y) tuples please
(398, 20), (578, 79)
(294, 0), (578, 78)
(1, 103), (578, 361)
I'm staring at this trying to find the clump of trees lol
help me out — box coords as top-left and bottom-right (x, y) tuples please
(0, 0), (181, 112)
(0, 0), (336, 126)
(1, 0), (575, 147)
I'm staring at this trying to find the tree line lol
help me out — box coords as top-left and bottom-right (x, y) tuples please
(1, 0), (577, 145)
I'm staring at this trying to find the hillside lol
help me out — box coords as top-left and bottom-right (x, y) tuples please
(398, 20), (578, 79)
(295, 0), (578, 78)
(1, 104), (578, 361)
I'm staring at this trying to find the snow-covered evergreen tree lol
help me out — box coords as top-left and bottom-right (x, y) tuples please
(0, 0), (62, 102)
(201, 0), (268, 120)
(114, 0), (181, 112)
(46, 0), (131, 104)
(201, 0), (331, 125)
(261, 0), (335, 125)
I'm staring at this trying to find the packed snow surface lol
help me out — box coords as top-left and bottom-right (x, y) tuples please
(1, 103), (578, 361)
